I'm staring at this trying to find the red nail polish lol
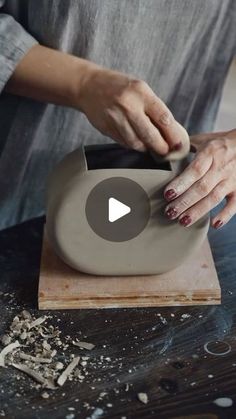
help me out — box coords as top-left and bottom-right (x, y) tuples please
(179, 215), (192, 227)
(172, 142), (182, 151)
(164, 189), (177, 201)
(214, 220), (223, 229)
(165, 207), (178, 219)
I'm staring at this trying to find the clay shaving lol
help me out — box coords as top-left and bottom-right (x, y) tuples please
(72, 340), (95, 350)
(0, 341), (21, 367)
(18, 352), (52, 363)
(137, 392), (149, 404)
(29, 316), (47, 329)
(11, 363), (57, 390)
(57, 356), (80, 386)
(0, 311), (95, 390)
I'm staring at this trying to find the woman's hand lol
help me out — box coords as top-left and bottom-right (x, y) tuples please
(78, 63), (188, 155)
(164, 129), (236, 229)
(6, 45), (189, 156)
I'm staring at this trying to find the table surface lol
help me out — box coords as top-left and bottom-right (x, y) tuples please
(0, 214), (236, 419)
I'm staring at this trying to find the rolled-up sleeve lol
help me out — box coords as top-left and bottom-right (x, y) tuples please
(0, 1), (38, 93)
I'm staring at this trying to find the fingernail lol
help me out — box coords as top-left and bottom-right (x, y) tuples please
(214, 220), (223, 229)
(179, 215), (192, 227)
(165, 207), (178, 219)
(164, 189), (177, 201)
(171, 142), (182, 151)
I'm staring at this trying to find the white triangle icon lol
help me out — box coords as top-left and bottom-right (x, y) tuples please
(108, 197), (131, 223)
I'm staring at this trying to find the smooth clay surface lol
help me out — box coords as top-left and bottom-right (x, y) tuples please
(46, 139), (209, 276)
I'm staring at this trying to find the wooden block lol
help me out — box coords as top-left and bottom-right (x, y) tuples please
(38, 232), (221, 309)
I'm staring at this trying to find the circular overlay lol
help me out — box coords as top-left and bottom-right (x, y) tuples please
(85, 177), (150, 242)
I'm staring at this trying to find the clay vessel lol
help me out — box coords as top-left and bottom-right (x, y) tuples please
(46, 143), (209, 275)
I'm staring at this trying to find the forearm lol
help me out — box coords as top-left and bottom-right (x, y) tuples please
(5, 43), (189, 157)
(5, 44), (97, 110)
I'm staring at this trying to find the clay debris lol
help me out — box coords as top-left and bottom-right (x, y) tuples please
(57, 356), (80, 386)
(72, 340), (95, 350)
(0, 311), (95, 390)
(137, 392), (149, 404)
(11, 363), (57, 390)
(0, 341), (21, 367)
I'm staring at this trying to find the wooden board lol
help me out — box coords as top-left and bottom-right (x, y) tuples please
(38, 233), (221, 309)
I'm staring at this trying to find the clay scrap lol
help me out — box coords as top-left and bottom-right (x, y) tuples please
(0, 311), (95, 390)
(72, 341), (95, 350)
(137, 392), (149, 404)
(0, 341), (21, 367)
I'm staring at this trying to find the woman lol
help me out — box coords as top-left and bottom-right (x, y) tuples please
(0, 0), (236, 229)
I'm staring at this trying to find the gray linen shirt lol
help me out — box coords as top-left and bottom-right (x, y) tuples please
(0, 0), (236, 229)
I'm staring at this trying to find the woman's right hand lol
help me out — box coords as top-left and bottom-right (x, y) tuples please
(77, 62), (189, 155)
(6, 44), (188, 155)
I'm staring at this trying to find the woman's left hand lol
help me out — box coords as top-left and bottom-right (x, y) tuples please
(164, 129), (236, 229)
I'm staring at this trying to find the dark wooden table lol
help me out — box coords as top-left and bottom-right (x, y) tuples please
(0, 214), (236, 419)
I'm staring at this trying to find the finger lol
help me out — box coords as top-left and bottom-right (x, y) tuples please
(107, 108), (147, 151)
(146, 93), (189, 151)
(164, 151), (213, 201)
(211, 193), (236, 229)
(128, 112), (169, 155)
(177, 181), (228, 227)
(165, 170), (220, 220)
(103, 123), (129, 148)
(116, 119), (147, 152)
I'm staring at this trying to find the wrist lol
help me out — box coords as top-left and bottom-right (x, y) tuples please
(70, 58), (102, 112)
(225, 129), (236, 140)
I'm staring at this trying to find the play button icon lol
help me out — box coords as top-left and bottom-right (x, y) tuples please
(108, 198), (131, 223)
(85, 177), (150, 242)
